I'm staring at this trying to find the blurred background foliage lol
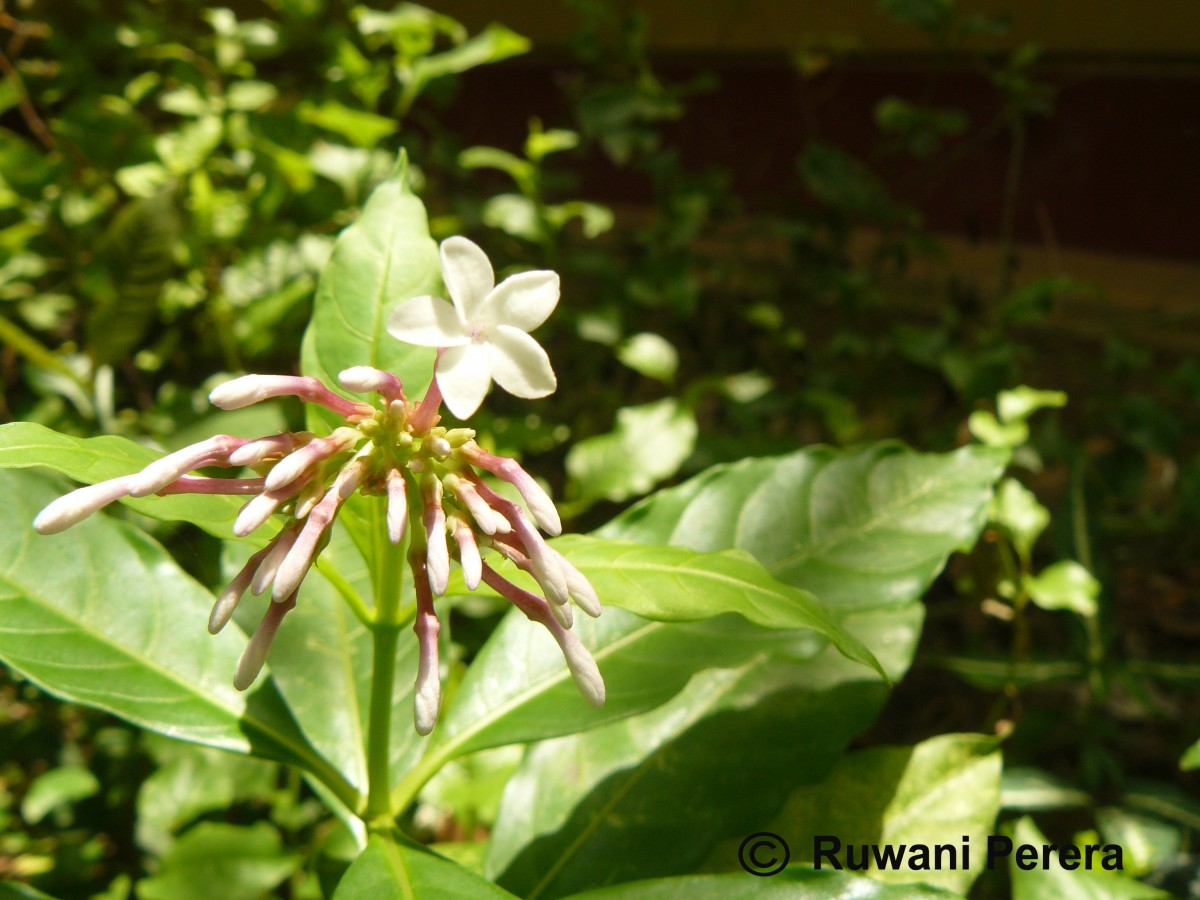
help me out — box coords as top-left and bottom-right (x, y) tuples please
(0, 0), (1198, 896)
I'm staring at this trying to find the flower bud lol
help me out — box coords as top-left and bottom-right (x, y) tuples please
(551, 549), (602, 618)
(422, 476), (449, 596)
(128, 435), (246, 497)
(273, 460), (366, 602)
(449, 516), (482, 590)
(264, 429), (356, 493)
(386, 469), (408, 544)
(209, 544), (273, 634)
(251, 525), (301, 596)
(461, 442), (561, 536)
(210, 374), (370, 418)
(33, 475), (138, 534)
(228, 433), (307, 467)
(338, 366), (406, 402)
(443, 473), (509, 535)
(477, 482), (569, 605)
(412, 570), (441, 736)
(234, 591), (296, 691)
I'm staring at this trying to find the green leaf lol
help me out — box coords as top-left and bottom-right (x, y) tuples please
(484, 443), (1004, 895)
(991, 478), (1050, 561)
(333, 834), (517, 899)
(566, 399), (697, 505)
(225, 80), (278, 111)
(1096, 807), (1182, 878)
(968, 410), (1029, 448)
(155, 116), (223, 174)
(1001, 767), (1091, 812)
(137, 822), (299, 900)
(616, 333), (678, 383)
(0, 422), (244, 538)
(1025, 561), (1100, 617)
(768, 734), (1002, 895)
(487, 657), (894, 899)
(87, 191), (180, 366)
(561, 868), (959, 898)
(0, 469), (355, 804)
(599, 443), (1007, 612)
(20, 765), (100, 824)
(401, 25), (530, 104)
(136, 738), (278, 855)
(1179, 738), (1200, 771)
(998, 386), (1068, 424)
(301, 156), (440, 417)
(1008, 817), (1167, 899)
(553, 535), (884, 677)
(298, 100), (397, 148)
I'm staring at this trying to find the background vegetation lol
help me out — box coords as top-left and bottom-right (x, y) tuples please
(0, 0), (1197, 896)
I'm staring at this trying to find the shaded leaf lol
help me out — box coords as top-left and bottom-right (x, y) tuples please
(562, 868), (959, 898)
(21, 765), (100, 824)
(137, 822), (299, 900)
(332, 834), (516, 899)
(1008, 817), (1166, 899)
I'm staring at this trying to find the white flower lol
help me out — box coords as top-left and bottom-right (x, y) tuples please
(387, 236), (559, 419)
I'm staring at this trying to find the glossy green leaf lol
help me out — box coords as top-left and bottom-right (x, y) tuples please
(486, 444), (1003, 896)
(487, 657), (893, 899)
(301, 156), (440, 415)
(566, 399), (697, 504)
(0, 422), (244, 538)
(990, 478), (1050, 561)
(20, 765), (100, 824)
(1008, 817), (1166, 899)
(562, 868), (959, 899)
(1001, 767), (1091, 812)
(332, 834), (517, 900)
(0, 469), (355, 805)
(599, 443), (1007, 612)
(1096, 807), (1182, 878)
(1025, 561), (1100, 617)
(768, 733), (1002, 895)
(553, 535), (883, 677)
(137, 822), (299, 900)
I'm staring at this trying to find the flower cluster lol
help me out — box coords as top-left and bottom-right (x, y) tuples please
(33, 237), (603, 735)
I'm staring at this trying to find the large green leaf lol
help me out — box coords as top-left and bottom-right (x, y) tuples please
(393, 603), (833, 809)
(1008, 817), (1167, 899)
(485, 443), (1004, 896)
(598, 443), (1007, 611)
(486, 657), (891, 899)
(137, 822), (299, 900)
(332, 834), (517, 900)
(0, 422), (244, 538)
(0, 469), (355, 806)
(553, 535), (882, 676)
(301, 155), (440, 411)
(561, 868), (959, 899)
(764, 733), (1002, 895)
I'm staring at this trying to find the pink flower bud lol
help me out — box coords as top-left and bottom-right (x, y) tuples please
(443, 473), (509, 536)
(460, 442), (561, 536)
(264, 429), (356, 493)
(128, 435), (247, 497)
(481, 564), (605, 707)
(272, 461), (366, 602)
(412, 566), (441, 736)
(228, 433), (307, 467)
(449, 516), (482, 590)
(551, 549), (602, 618)
(33, 475), (138, 534)
(251, 524), (301, 596)
(422, 477), (449, 596)
(476, 481), (568, 605)
(234, 590), (297, 691)
(386, 469), (408, 544)
(210, 374), (371, 419)
(337, 366), (406, 403)
(209, 544), (273, 634)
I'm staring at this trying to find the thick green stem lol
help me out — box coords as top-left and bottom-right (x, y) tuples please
(364, 503), (407, 827)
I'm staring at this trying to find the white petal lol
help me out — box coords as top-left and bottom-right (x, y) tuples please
(440, 236), (494, 322)
(387, 296), (470, 347)
(476, 270), (559, 333)
(436, 343), (493, 419)
(489, 326), (557, 399)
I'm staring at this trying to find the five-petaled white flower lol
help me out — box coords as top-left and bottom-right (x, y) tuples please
(387, 236), (559, 419)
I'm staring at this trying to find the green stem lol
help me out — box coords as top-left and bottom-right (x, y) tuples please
(0, 313), (90, 390)
(364, 501), (407, 828)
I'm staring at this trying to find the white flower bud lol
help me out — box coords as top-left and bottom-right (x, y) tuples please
(209, 544), (272, 634)
(444, 473), (509, 536)
(412, 589), (441, 736)
(233, 592), (295, 691)
(234, 491), (285, 538)
(272, 461), (365, 602)
(461, 442), (561, 536)
(422, 477), (449, 596)
(450, 517), (482, 590)
(228, 433), (306, 467)
(550, 596), (574, 629)
(128, 435), (245, 498)
(338, 366), (405, 401)
(264, 429), (355, 493)
(557, 630), (605, 707)
(33, 475), (137, 534)
(251, 526), (300, 596)
(552, 550), (602, 618)
(386, 469), (407, 544)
